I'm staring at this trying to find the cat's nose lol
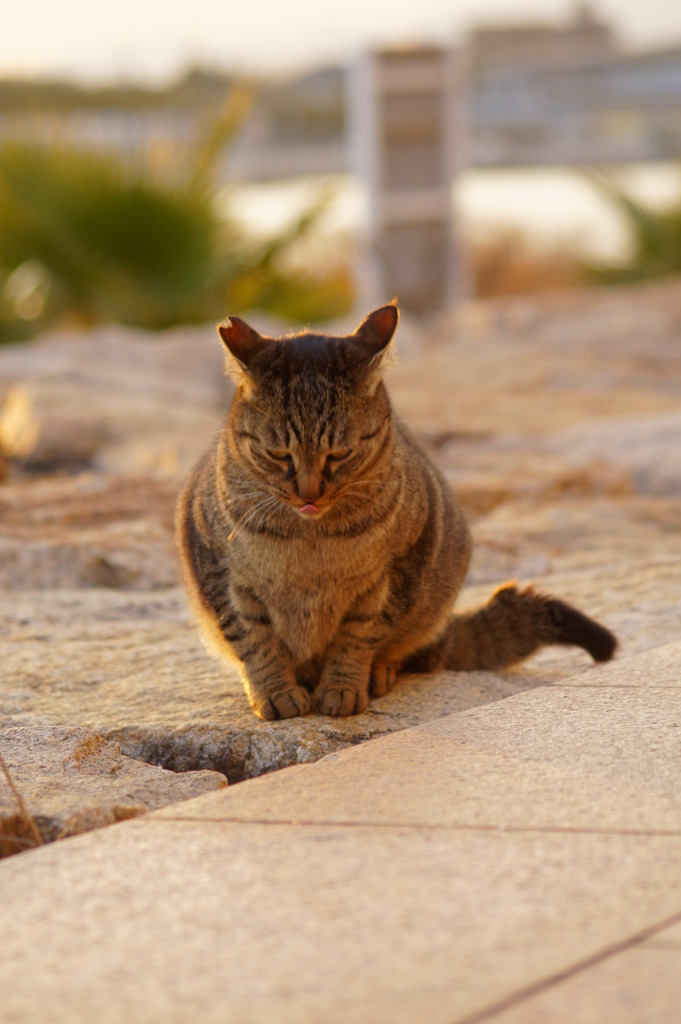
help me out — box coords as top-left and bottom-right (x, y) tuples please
(296, 471), (324, 502)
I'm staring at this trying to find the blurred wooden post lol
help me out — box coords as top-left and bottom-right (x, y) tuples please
(349, 45), (467, 316)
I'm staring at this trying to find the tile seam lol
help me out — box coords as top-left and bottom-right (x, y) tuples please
(142, 816), (681, 837)
(448, 907), (681, 1024)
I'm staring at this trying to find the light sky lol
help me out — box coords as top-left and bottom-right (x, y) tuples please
(3, 0), (681, 83)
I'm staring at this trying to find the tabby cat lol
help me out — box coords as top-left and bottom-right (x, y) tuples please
(176, 304), (616, 720)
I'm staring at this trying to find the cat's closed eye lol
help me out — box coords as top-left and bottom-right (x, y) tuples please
(266, 449), (294, 472)
(266, 448), (353, 470)
(323, 451), (353, 476)
(325, 450), (353, 465)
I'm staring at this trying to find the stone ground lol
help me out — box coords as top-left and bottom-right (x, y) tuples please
(1, 280), (680, 1020)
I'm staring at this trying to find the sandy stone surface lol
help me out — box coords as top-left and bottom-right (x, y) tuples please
(0, 321), (230, 476)
(0, 558), (676, 792)
(1, 280), (680, 847)
(0, 725), (226, 856)
(0, 586), (548, 784)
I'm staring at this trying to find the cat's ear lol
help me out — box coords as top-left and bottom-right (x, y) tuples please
(353, 303), (399, 359)
(218, 317), (267, 373)
(352, 303), (399, 392)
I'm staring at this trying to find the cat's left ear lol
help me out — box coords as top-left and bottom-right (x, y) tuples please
(218, 317), (267, 374)
(352, 303), (399, 391)
(353, 303), (399, 361)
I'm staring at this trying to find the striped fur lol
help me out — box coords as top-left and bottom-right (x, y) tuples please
(176, 305), (617, 720)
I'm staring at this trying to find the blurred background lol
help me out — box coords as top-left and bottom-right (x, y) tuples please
(1, 0), (681, 343)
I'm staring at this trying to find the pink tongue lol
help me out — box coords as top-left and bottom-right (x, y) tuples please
(300, 503), (319, 514)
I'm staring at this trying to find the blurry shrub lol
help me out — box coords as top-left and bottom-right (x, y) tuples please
(0, 93), (352, 342)
(471, 231), (579, 298)
(582, 170), (681, 285)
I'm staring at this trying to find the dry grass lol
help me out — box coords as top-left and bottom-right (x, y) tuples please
(0, 752), (45, 858)
(470, 231), (580, 298)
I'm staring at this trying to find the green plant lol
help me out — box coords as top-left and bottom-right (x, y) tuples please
(0, 89), (352, 342)
(582, 169), (681, 285)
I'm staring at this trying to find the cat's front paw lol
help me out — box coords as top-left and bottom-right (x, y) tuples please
(313, 681), (368, 717)
(370, 662), (398, 698)
(250, 684), (311, 721)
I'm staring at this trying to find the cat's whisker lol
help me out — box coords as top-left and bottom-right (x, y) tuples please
(227, 487), (283, 513)
(228, 495), (281, 542)
(336, 475), (385, 502)
(339, 479), (381, 494)
(230, 491), (272, 504)
(343, 466), (387, 487)
(235, 494), (280, 526)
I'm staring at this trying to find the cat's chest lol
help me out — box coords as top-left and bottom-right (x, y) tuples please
(240, 534), (382, 659)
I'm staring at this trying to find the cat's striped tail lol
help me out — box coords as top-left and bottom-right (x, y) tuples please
(405, 583), (617, 673)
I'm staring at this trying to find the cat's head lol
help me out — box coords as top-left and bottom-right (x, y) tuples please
(218, 305), (398, 519)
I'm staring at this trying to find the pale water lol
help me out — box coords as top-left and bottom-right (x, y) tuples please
(223, 162), (681, 262)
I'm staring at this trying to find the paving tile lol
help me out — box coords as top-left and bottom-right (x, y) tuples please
(484, 940), (681, 1024)
(1, 820), (680, 1024)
